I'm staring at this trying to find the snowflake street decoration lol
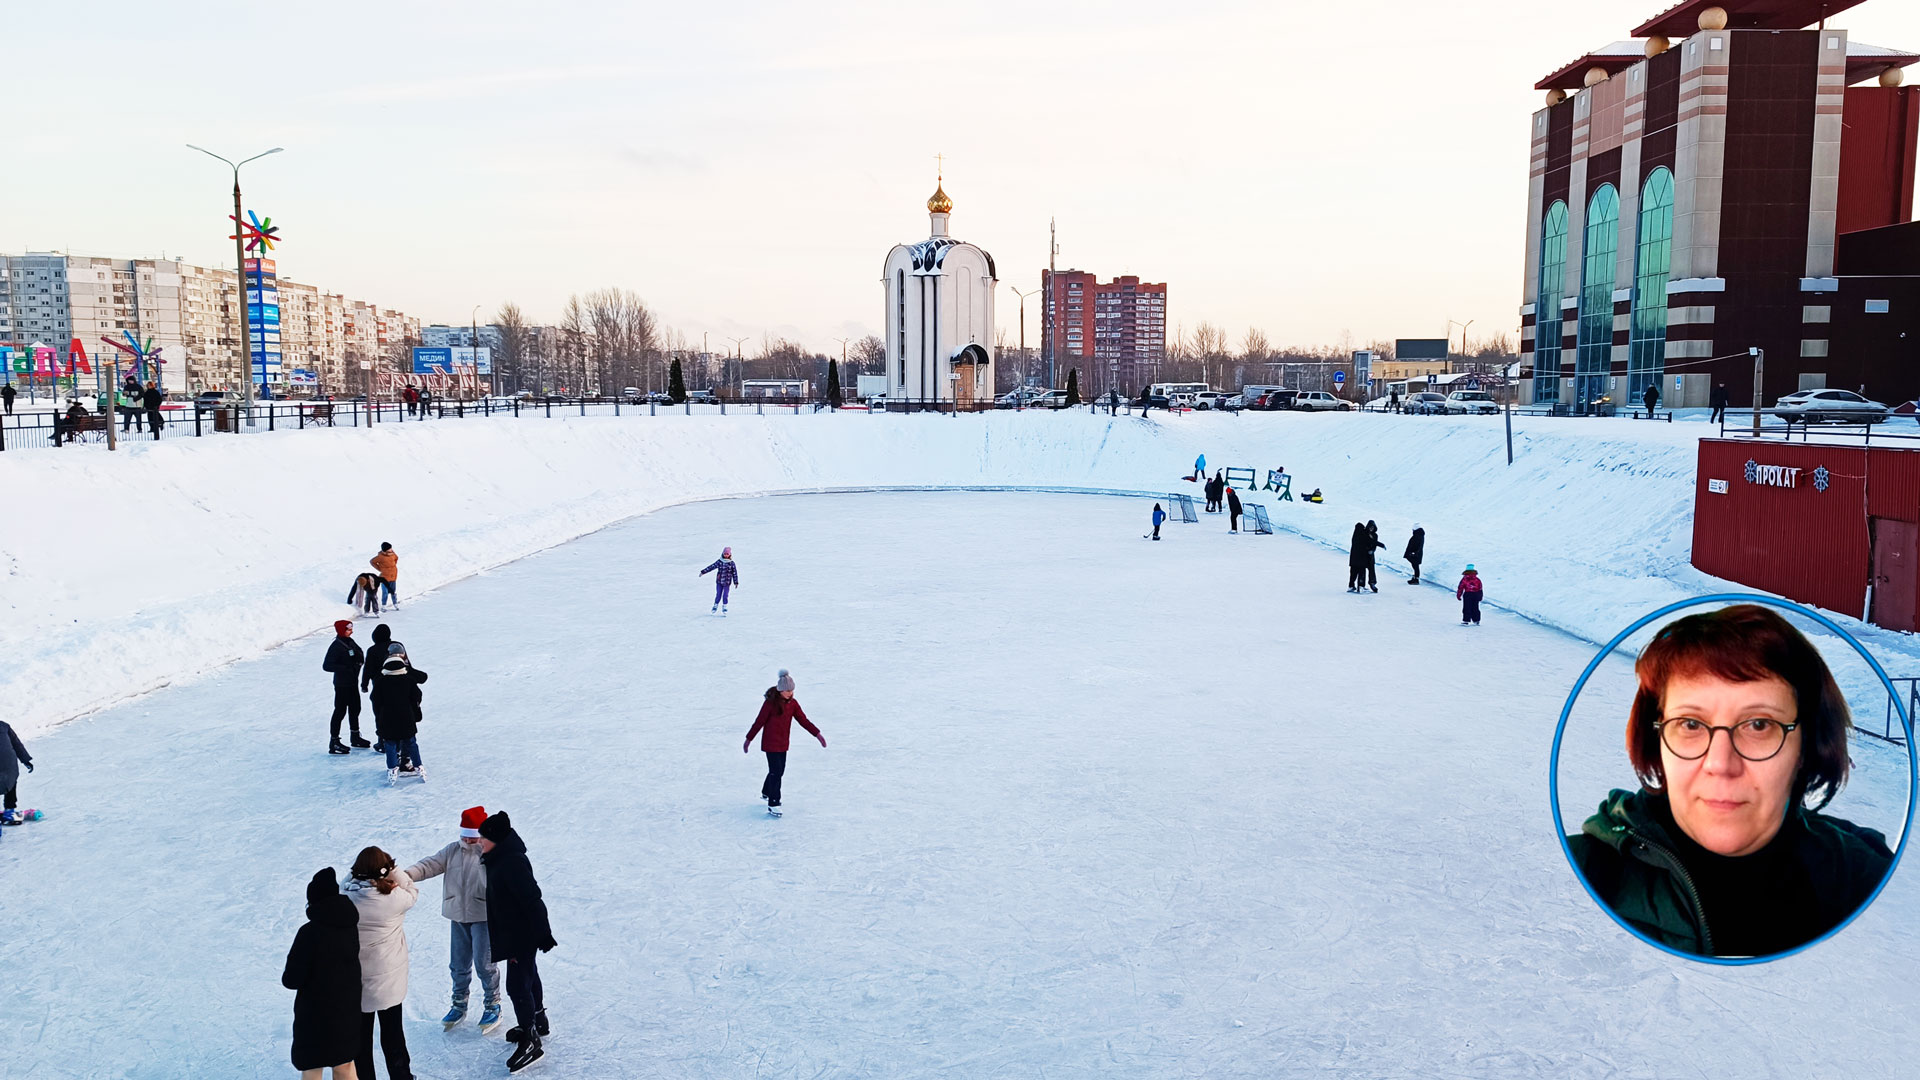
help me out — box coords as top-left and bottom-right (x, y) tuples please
(228, 209), (282, 254)
(1744, 459), (1759, 484)
(1814, 466), (1830, 493)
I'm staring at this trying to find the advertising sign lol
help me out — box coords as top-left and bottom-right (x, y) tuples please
(289, 368), (318, 386)
(411, 346), (491, 375)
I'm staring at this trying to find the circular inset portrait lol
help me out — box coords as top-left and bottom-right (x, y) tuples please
(1553, 598), (1915, 962)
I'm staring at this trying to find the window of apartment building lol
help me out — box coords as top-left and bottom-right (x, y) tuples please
(1628, 168), (1673, 401)
(1532, 200), (1570, 404)
(1574, 184), (1619, 411)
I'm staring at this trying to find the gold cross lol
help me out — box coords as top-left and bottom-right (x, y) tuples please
(935, 152), (944, 179)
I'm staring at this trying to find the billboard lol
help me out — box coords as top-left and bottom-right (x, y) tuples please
(245, 257), (280, 379)
(411, 346), (492, 375)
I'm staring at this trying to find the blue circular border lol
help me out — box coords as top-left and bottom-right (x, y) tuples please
(1549, 593), (1918, 965)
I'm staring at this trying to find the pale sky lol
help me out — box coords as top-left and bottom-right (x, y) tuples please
(8, 0), (1918, 354)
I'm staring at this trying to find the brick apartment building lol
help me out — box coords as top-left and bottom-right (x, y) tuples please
(1041, 270), (1167, 395)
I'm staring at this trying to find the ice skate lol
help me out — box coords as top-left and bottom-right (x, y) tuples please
(1370, 585), (1378, 593)
(479, 1001), (503, 1034)
(536, 1009), (549, 1037)
(387, 767), (400, 785)
(329, 739), (351, 755)
(350, 735), (372, 748)
(442, 1001), (468, 1029)
(767, 803), (783, 818)
(507, 1035), (544, 1073)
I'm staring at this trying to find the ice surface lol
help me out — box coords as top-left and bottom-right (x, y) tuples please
(14, 409), (1920, 740)
(3, 493), (1915, 1078)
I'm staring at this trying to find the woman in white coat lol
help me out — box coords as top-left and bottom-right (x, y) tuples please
(344, 846), (419, 1080)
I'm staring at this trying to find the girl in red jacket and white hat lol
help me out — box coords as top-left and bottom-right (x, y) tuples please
(743, 669), (825, 816)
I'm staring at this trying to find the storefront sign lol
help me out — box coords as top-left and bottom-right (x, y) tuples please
(1744, 459), (1802, 489)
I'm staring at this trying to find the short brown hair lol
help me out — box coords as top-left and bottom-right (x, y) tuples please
(351, 846), (399, 894)
(1627, 604), (1851, 810)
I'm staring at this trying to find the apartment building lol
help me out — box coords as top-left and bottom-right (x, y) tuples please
(1041, 269), (1167, 395)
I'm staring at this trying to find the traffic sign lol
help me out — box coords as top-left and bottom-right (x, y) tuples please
(1333, 371), (1346, 385)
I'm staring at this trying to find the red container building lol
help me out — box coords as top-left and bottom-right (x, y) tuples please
(1693, 438), (1920, 629)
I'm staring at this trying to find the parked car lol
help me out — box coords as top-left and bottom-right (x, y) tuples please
(620, 386), (643, 402)
(194, 390), (241, 408)
(1403, 391), (1449, 415)
(1025, 389), (1071, 408)
(687, 389), (717, 404)
(1292, 391), (1350, 412)
(647, 390), (673, 404)
(1220, 394), (1244, 410)
(1193, 391), (1226, 410)
(1443, 390), (1501, 415)
(1249, 390), (1299, 411)
(1773, 388), (1889, 424)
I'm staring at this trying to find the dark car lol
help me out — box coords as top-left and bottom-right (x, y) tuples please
(1250, 390), (1299, 411)
(1404, 391), (1449, 415)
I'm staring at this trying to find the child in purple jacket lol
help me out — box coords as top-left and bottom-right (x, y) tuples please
(700, 548), (741, 614)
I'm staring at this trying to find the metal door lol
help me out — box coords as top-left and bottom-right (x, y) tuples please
(1870, 518), (1918, 632)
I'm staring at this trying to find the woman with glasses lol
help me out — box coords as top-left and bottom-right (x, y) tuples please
(1567, 604), (1893, 958)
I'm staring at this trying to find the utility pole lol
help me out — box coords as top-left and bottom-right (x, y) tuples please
(1047, 217), (1059, 389)
(471, 305), (483, 401)
(1011, 286), (1038, 391)
(1750, 347), (1764, 436)
(727, 335), (748, 396)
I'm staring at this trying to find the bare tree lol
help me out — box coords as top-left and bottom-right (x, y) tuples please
(1190, 322), (1229, 387)
(850, 335), (885, 376)
(496, 301), (531, 393)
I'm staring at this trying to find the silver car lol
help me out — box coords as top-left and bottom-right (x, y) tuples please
(1443, 390), (1501, 415)
(1773, 389), (1889, 424)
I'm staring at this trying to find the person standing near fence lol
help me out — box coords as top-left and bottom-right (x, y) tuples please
(371, 543), (399, 609)
(1710, 382), (1729, 424)
(143, 381), (165, 438)
(1642, 382), (1660, 419)
(1226, 486), (1243, 534)
(418, 388), (433, 418)
(1, 383), (13, 414)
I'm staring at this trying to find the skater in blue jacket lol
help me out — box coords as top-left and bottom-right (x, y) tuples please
(700, 547), (741, 614)
(1150, 503), (1167, 540)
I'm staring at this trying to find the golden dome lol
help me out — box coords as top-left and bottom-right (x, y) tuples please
(927, 180), (952, 214)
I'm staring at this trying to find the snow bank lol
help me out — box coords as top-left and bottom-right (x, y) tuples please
(3, 409), (1908, 736)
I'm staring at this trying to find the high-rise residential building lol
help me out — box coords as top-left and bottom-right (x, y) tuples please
(2, 251), (415, 395)
(1041, 270), (1167, 394)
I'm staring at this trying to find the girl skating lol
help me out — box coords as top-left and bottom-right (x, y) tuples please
(743, 669), (825, 816)
(1456, 564), (1484, 625)
(700, 547), (741, 615)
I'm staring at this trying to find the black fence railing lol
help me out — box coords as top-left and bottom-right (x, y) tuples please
(1871, 678), (1917, 747)
(1715, 410), (1920, 444)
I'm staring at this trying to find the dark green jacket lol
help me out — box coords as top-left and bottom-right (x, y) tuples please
(1567, 788), (1892, 957)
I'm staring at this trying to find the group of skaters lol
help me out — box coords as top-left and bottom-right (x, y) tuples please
(39, 376), (168, 445)
(349, 543), (402, 616)
(1347, 520), (1484, 624)
(401, 385), (435, 417)
(323, 620), (428, 780)
(282, 806), (556, 1077)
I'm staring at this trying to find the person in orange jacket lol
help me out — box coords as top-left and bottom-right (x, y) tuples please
(370, 543), (400, 610)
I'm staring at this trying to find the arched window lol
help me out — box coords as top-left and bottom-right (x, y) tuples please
(1533, 201), (1569, 404)
(1575, 184), (1619, 412)
(1629, 168), (1674, 403)
(896, 269), (907, 387)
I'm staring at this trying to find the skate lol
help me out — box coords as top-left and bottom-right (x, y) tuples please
(536, 1009), (549, 1037)
(443, 1001), (468, 1029)
(350, 735), (372, 748)
(329, 739), (351, 755)
(1370, 585), (1378, 593)
(711, 604), (718, 614)
(0, 809), (21, 826)
(1406, 578), (1419, 585)
(373, 740), (386, 753)
(507, 1035), (544, 1073)
(720, 605), (727, 616)
(479, 1001), (503, 1034)
(387, 767), (400, 785)
(767, 803), (783, 818)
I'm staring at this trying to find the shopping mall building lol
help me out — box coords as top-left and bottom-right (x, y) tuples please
(1519, 0), (1917, 412)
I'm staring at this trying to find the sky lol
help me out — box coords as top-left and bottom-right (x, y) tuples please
(7, 0), (1919, 355)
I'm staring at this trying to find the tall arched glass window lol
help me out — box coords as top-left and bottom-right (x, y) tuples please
(1533, 201), (1569, 405)
(1629, 168), (1674, 403)
(896, 269), (907, 386)
(1575, 183), (1620, 412)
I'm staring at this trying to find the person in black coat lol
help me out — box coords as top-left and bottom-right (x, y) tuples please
(368, 652), (428, 778)
(1710, 382), (1730, 424)
(282, 868), (362, 1079)
(1225, 486), (1242, 533)
(1403, 525), (1426, 585)
(480, 812), (557, 1073)
(360, 624), (400, 752)
(321, 620), (369, 755)
(1204, 471), (1224, 513)
(1360, 520), (1385, 591)
(1642, 382), (1660, 418)
(142, 381), (165, 437)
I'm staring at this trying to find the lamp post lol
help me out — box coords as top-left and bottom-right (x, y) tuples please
(727, 336), (748, 397)
(1011, 285), (1038, 391)
(472, 304), (485, 400)
(187, 144), (282, 424)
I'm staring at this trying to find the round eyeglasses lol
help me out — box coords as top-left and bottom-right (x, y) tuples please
(1654, 717), (1799, 762)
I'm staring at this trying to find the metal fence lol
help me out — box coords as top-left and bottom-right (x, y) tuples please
(1714, 411), (1920, 445)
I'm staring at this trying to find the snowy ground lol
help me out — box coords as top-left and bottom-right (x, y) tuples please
(4, 492), (1915, 1079)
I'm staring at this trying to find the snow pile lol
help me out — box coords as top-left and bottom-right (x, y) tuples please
(2, 409), (1904, 736)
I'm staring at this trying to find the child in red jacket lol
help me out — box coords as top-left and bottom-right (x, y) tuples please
(1456, 565), (1484, 626)
(743, 669), (825, 815)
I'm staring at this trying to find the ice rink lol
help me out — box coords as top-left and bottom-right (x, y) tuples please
(5, 492), (1916, 1079)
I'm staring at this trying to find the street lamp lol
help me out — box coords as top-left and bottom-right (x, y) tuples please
(727, 336), (748, 397)
(472, 304), (486, 400)
(187, 144), (282, 423)
(1011, 285), (1038, 391)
